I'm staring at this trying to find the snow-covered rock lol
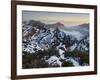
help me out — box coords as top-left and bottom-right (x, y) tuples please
(46, 56), (62, 67)
(22, 20), (89, 67)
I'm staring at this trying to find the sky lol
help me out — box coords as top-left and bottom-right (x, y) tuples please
(22, 11), (89, 26)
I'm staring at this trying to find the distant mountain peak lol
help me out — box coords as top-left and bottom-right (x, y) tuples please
(78, 23), (89, 27)
(55, 22), (64, 27)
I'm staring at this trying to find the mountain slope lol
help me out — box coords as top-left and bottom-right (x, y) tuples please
(22, 20), (90, 68)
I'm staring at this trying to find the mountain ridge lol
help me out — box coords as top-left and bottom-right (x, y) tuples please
(22, 20), (90, 68)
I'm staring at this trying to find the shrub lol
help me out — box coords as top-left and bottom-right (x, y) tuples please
(49, 63), (60, 67)
(62, 61), (74, 67)
(63, 50), (89, 66)
(22, 51), (49, 68)
(72, 50), (89, 65)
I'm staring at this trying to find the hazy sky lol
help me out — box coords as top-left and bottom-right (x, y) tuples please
(22, 11), (89, 26)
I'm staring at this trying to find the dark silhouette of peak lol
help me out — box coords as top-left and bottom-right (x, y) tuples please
(77, 23), (89, 29)
(55, 22), (64, 27)
(78, 23), (89, 27)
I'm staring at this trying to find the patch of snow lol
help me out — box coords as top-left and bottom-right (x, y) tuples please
(46, 56), (62, 67)
(66, 57), (79, 66)
(70, 43), (77, 51)
(59, 49), (65, 60)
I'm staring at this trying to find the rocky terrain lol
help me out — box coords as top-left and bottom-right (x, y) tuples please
(22, 20), (89, 68)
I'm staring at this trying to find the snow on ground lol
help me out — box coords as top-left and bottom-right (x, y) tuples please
(46, 56), (62, 67)
(59, 49), (65, 60)
(70, 43), (77, 51)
